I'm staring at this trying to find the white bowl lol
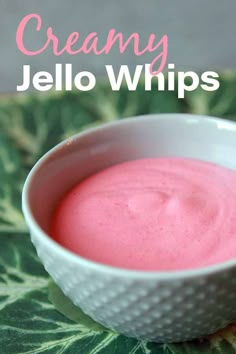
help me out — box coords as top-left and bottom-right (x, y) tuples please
(22, 114), (236, 343)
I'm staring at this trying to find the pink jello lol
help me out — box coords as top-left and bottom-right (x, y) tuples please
(50, 158), (236, 271)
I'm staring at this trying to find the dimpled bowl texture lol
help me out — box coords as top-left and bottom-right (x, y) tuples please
(22, 114), (236, 343)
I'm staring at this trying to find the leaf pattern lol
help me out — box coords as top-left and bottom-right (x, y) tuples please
(0, 78), (236, 353)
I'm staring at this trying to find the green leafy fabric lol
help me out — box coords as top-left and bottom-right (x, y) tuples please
(0, 77), (236, 353)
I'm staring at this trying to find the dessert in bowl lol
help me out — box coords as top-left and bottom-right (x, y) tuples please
(22, 114), (236, 343)
(51, 157), (236, 271)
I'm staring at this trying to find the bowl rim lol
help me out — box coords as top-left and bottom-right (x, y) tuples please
(22, 113), (236, 280)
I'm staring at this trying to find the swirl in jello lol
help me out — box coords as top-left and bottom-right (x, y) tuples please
(50, 158), (236, 270)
